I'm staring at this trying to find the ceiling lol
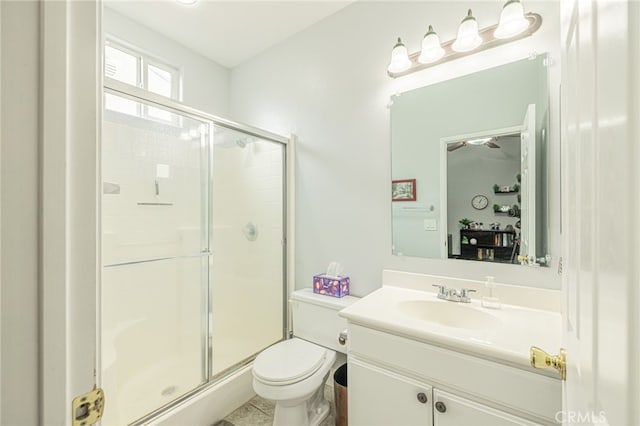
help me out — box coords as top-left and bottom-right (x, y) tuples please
(106, 0), (354, 68)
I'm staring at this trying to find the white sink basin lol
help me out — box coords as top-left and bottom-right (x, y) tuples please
(397, 300), (502, 330)
(339, 285), (562, 372)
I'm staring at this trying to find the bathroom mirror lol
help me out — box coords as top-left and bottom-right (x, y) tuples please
(391, 54), (549, 265)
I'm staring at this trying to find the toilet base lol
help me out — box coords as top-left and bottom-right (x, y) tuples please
(272, 372), (331, 426)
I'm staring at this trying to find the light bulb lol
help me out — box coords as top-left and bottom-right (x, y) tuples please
(387, 37), (412, 74)
(452, 9), (482, 52)
(418, 26), (445, 64)
(494, 0), (529, 39)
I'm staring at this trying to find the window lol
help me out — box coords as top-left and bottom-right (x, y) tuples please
(105, 44), (138, 85)
(104, 39), (180, 122)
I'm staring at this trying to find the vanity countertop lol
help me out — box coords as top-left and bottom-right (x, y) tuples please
(339, 285), (562, 378)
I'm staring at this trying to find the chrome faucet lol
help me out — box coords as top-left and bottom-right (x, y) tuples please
(432, 285), (476, 303)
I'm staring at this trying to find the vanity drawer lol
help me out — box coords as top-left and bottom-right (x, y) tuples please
(348, 323), (560, 423)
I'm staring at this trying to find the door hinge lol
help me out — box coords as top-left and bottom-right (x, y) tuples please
(530, 346), (566, 380)
(72, 388), (105, 426)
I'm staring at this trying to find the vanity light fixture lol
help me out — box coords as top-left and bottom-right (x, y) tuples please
(387, 38), (412, 74)
(418, 26), (446, 64)
(387, 2), (542, 78)
(176, 0), (199, 5)
(451, 10), (482, 53)
(494, 0), (529, 39)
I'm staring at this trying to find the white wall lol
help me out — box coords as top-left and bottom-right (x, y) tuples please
(0, 1), (40, 424)
(229, 1), (562, 295)
(104, 7), (230, 116)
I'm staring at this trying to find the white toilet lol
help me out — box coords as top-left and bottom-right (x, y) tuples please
(252, 289), (358, 426)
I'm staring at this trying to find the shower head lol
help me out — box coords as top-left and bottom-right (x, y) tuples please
(214, 130), (257, 149)
(236, 137), (256, 148)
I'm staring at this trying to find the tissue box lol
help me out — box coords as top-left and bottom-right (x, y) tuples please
(313, 274), (350, 298)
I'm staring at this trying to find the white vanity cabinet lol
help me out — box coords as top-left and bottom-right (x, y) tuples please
(347, 323), (561, 426)
(432, 390), (538, 426)
(349, 358), (433, 425)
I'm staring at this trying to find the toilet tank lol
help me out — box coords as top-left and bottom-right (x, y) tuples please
(291, 289), (359, 354)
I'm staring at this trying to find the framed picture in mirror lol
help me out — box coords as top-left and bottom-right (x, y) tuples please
(392, 179), (416, 202)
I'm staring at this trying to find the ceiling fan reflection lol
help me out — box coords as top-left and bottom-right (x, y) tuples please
(447, 137), (501, 152)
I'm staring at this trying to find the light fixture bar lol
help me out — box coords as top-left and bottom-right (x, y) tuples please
(388, 12), (542, 78)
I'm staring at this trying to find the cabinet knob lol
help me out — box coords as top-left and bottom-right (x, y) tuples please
(416, 392), (428, 404)
(435, 401), (447, 413)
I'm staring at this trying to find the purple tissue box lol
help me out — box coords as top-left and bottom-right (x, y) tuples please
(313, 274), (350, 298)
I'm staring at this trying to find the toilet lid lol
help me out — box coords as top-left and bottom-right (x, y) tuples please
(253, 338), (327, 384)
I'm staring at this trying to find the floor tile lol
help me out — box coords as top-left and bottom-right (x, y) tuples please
(224, 403), (272, 426)
(320, 413), (335, 426)
(324, 384), (334, 403)
(224, 383), (338, 426)
(249, 394), (275, 417)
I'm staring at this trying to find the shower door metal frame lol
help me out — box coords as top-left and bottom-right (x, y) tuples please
(105, 79), (289, 145)
(103, 84), (216, 385)
(103, 77), (292, 425)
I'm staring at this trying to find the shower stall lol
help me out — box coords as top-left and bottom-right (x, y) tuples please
(101, 81), (288, 425)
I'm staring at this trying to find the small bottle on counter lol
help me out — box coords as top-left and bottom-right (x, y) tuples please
(481, 275), (501, 309)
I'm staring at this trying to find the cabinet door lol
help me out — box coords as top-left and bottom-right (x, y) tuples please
(349, 359), (432, 426)
(433, 390), (540, 426)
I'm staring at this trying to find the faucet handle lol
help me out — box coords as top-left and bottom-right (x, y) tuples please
(432, 284), (446, 295)
(460, 288), (477, 300)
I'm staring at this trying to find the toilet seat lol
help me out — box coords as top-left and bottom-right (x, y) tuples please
(253, 338), (327, 385)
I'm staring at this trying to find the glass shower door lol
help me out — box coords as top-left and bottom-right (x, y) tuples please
(210, 126), (285, 375)
(101, 92), (211, 425)
(101, 87), (288, 424)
